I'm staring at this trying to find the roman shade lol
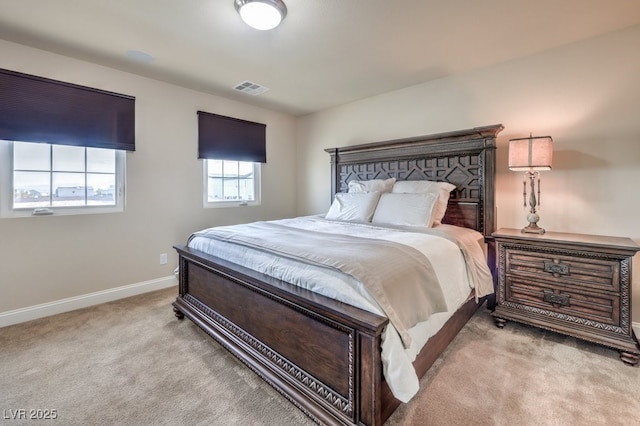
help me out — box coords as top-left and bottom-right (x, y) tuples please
(0, 68), (135, 151)
(198, 111), (266, 163)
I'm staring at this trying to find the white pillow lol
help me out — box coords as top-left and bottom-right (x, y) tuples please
(325, 192), (381, 222)
(391, 180), (456, 226)
(348, 177), (395, 194)
(372, 193), (438, 227)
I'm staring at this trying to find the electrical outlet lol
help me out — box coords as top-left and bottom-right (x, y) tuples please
(160, 253), (168, 265)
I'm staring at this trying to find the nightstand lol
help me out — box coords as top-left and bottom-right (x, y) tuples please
(492, 228), (640, 365)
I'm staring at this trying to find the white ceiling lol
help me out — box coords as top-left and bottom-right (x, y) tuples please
(1, 0), (640, 116)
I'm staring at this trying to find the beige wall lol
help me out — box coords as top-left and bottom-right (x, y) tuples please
(3, 25), (640, 326)
(296, 25), (640, 322)
(0, 40), (298, 314)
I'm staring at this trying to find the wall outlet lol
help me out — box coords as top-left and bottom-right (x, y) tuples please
(160, 253), (168, 265)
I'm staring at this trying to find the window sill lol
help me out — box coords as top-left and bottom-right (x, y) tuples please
(204, 200), (260, 209)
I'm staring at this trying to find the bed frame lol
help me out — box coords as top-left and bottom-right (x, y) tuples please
(173, 124), (503, 425)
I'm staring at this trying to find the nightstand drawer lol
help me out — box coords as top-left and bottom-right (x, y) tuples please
(504, 248), (619, 292)
(505, 276), (620, 326)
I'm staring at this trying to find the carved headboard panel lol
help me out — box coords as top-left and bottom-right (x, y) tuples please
(325, 124), (503, 237)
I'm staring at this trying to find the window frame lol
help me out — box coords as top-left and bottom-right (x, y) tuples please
(203, 159), (261, 209)
(0, 140), (126, 218)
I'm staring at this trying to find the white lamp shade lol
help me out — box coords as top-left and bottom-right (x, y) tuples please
(235, 0), (287, 30)
(508, 135), (553, 171)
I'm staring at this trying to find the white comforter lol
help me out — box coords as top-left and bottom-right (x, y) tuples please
(188, 215), (492, 402)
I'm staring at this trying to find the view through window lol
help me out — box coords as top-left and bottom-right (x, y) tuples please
(206, 159), (258, 205)
(10, 141), (120, 209)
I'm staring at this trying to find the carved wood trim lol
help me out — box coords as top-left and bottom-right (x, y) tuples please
(184, 293), (355, 416)
(498, 300), (630, 335)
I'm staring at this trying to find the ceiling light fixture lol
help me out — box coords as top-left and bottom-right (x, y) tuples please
(234, 0), (287, 31)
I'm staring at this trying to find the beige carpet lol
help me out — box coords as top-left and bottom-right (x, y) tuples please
(1, 288), (638, 425)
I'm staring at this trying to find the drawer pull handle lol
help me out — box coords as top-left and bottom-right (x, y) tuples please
(544, 261), (570, 275)
(543, 291), (571, 306)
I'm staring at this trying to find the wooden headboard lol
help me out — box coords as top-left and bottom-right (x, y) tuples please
(324, 124), (503, 238)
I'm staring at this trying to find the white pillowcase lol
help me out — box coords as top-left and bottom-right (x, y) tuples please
(325, 192), (381, 222)
(391, 180), (456, 226)
(348, 177), (396, 194)
(372, 193), (438, 227)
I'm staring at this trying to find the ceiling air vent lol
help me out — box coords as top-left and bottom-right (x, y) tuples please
(233, 81), (269, 96)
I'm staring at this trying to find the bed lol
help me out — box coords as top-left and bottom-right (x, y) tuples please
(172, 124), (503, 425)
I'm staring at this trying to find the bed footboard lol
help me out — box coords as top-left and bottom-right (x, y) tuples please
(173, 245), (389, 426)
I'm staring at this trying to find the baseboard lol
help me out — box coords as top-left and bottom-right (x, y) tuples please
(0, 276), (177, 328)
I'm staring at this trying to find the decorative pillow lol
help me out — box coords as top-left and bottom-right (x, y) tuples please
(372, 193), (438, 227)
(391, 180), (456, 226)
(348, 177), (396, 194)
(325, 192), (381, 222)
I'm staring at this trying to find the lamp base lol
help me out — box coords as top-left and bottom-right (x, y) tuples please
(521, 224), (546, 234)
(522, 212), (545, 234)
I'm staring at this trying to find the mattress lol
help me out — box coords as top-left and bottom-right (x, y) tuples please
(187, 215), (491, 402)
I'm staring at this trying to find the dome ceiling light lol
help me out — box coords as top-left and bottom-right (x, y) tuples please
(234, 0), (287, 31)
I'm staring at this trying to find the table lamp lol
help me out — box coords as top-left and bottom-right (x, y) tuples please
(508, 134), (553, 234)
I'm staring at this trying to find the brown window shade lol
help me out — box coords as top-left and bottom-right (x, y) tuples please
(0, 68), (135, 151)
(198, 111), (266, 163)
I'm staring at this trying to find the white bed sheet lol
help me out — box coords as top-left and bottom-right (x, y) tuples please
(188, 215), (482, 402)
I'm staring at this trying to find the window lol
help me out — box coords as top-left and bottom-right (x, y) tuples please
(197, 111), (266, 208)
(0, 69), (135, 217)
(0, 140), (125, 217)
(204, 159), (260, 208)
